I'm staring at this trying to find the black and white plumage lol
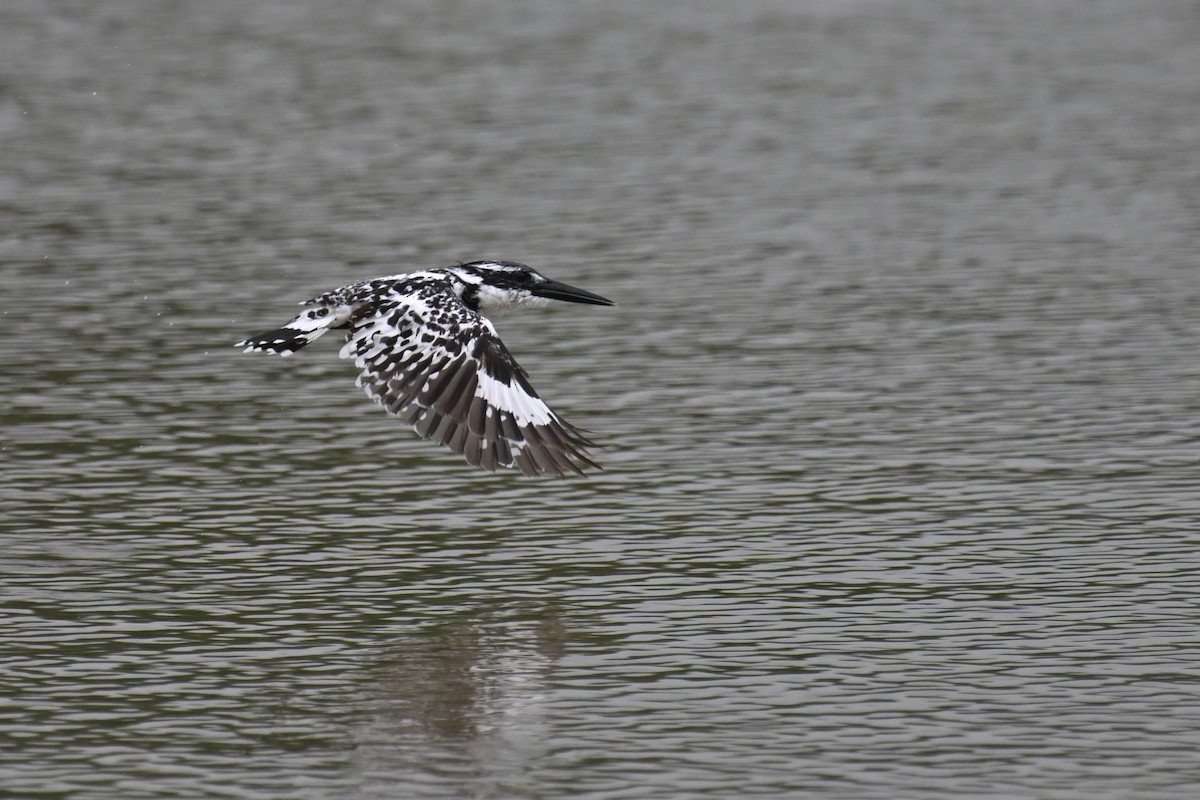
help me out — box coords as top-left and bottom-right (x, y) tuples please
(237, 261), (614, 477)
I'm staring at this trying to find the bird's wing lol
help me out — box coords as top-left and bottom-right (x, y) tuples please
(340, 287), (600, 476)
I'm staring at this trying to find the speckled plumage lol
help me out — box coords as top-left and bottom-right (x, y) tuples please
(237, 261), (613, 477)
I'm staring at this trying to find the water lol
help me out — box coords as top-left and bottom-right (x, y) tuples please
(3, 0), (1200, 797)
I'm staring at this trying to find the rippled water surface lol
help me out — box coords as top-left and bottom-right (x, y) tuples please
(4, 1), (1200, 797)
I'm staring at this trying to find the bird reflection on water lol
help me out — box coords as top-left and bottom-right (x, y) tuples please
(350, 609), (570, 794)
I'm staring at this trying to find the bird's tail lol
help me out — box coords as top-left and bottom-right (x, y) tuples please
(237, 304), (347, 357)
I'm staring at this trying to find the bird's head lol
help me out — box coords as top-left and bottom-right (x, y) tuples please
(448, 261), (614, 315)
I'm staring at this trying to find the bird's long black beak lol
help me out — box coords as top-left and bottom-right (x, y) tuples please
(533, 279), (615, 306)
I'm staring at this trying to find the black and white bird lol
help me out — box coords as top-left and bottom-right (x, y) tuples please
(237, 261), (614, 477)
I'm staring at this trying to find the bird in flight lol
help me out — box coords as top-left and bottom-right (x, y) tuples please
(237, 261), (614, 477)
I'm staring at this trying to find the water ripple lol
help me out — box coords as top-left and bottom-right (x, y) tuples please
(4, 0), (1200, 797)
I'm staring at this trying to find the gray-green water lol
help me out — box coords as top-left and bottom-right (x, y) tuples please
(4, 1), (1200, 798)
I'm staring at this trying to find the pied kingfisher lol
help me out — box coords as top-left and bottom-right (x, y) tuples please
(237, 261), (614, 477)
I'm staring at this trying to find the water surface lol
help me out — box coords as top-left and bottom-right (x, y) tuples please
(3, 1), (1200, 797)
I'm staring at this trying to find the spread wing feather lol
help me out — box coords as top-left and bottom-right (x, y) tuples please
(341, 290), (600, 476)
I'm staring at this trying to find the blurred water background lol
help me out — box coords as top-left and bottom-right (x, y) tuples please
(2, 0), (1200, 797)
